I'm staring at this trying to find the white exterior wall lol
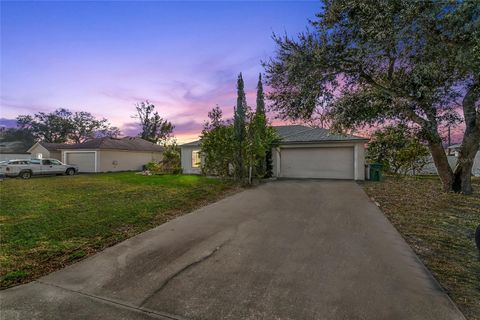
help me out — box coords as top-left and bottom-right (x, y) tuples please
(181, 146), (201, 174)
(62, 149), (163, 173)
(98, 150), (162, 172)
(28, 144), (51, 159)
(272, 142), (366, 181)
(472, 151), (480, 176)
(354, 143), (366, 180)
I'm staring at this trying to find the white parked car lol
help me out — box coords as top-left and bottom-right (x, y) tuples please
(0, 158), (79, 179)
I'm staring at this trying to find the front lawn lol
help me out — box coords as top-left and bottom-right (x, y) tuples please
(364, 176), (480, 320)
(0, 173), (236, 288)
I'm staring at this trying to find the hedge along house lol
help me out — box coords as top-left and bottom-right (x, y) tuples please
(180, 125), (368, 180)
(30, 137), (163, 173)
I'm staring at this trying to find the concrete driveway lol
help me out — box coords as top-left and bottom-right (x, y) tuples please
(0, 180), (465, 320)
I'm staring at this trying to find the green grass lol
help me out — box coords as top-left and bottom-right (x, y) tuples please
(0, 173), (236, 288)
(364, 176), (480, 320)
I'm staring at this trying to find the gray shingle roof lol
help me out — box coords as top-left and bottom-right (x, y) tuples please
(273, 125), (368, 144)
(39, 142), (72, 151)
(447, 144), (461, 149)
(273, 125), (312, 138)
(180, 140), (201, 147)
(0, 140), (32, 154)
(59, 137), (163, 152)
(180, 125), (367, 148)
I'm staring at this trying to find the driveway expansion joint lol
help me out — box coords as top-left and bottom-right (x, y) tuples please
(35, 280), (189, 320)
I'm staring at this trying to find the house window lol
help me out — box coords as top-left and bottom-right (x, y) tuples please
(192, 150), (201, 168)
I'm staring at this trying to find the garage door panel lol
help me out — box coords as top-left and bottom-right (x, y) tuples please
(280, 147), (354, 179)
(66, 152), (96, 173)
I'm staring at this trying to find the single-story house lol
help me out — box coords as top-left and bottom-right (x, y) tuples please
(180, 125), (368, 180)
(28, 142), (69, 161)
(409, 143), (480, 176)
(30, 137), (163, 173)
(0, 140), (32, 161)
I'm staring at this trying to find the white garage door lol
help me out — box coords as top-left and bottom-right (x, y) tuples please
(280, 147), (354, 179)
(65, 152), (96, 173)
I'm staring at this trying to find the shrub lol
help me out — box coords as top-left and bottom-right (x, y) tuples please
(145, 161), (161, 173)
(160, 143), (182, 174)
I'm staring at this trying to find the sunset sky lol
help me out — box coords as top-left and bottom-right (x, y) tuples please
(1, 1), (320, 143)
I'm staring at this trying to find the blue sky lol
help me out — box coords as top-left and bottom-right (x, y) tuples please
(1, 1), (319, 142)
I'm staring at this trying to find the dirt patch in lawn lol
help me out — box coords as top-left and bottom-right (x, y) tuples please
(364, 176), (480, 320)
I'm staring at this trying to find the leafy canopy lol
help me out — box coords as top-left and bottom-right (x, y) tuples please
(17, 108), (119, 143)
(264, 0), (479, 192)
(368, 125), (430, 175)
(134, 101), (174, 144)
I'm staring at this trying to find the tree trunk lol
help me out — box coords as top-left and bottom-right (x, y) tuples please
(453, 81), (480, 194)
(428, 140), (454, 192)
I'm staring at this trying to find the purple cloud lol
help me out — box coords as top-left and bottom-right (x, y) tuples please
(0, 118), (17, 128)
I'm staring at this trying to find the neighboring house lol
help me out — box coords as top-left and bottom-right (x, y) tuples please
(447, 143), (480, 176)
(28, 142), (69, 161)
(0, 140), (32, 161)
(417, 143), (480, 176)
(180, 125), (368, 180)
(417, 155), (458, 175)
(30, 137), (163, 173)
(60, 137), (163, 173)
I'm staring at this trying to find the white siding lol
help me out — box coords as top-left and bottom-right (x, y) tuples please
(473, 152), (480, 176)
(28, 144), (51, 159)
(181, 146), (201, 174)
(98, 150), (162, 172)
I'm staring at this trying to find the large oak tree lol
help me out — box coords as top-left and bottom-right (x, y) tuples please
(264, 0), (479, 193)
(17, 109), (120, 143)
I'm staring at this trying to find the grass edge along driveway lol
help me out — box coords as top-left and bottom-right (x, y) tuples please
(363, 176), (480, 320)
(0, 173), (237, 289)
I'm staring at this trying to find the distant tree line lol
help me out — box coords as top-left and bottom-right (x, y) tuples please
(0, 109), (120, 144)
(0, 103), (175, 146)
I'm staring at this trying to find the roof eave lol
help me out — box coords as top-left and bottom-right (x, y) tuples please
(57, 148), (163, 152)
(279, 139), (369, 145)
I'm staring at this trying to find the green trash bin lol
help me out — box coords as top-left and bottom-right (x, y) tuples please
(369, 163), (383, 181)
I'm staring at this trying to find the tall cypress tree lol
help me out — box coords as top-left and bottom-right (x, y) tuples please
(233, 73), (247, 180)
(254, 73), (268, 177)
(256, 73), (265, 116)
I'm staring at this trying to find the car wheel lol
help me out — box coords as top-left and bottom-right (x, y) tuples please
(20, 171), (32, 179)
(66, 168), (75, 176)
